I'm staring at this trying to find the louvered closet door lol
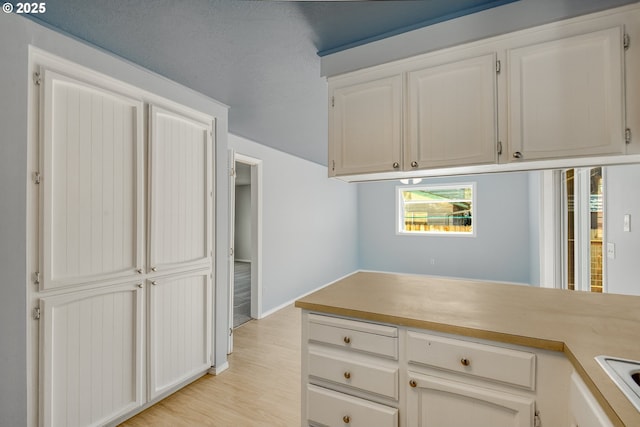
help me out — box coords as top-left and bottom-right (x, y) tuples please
(148, 106), (213, 274)
(148, 270), (212, 399)
(39, 69), (144, 291)
(39, 283), (144, 427)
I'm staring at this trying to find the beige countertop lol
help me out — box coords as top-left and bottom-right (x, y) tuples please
(295, 271), (640, 426)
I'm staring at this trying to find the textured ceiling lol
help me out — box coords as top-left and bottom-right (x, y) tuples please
(28, 0), (514, 165)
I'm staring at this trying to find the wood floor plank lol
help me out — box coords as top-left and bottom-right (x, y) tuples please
(120, 305), (301, 426)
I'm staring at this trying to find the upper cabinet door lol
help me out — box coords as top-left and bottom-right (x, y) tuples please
(406, 53), (498, 170)
(39, 69), (145, 291)
(329, 74), (403, 176)
(507, 26), (626, 162)
(148, 106), (213, 274)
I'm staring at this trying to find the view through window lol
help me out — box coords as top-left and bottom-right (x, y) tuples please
(398, 184), (474, 235)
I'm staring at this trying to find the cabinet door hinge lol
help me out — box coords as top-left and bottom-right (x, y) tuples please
(624, 33), (630, 50)
(33, 172), (42, 184)
(331, 96), (335, 108)
(497, 141), (503, 156)
(33, 72), (42, 86)
(625, 128), (632, 144)
(332, 160), (335, 171)
(534, 410), (541, 427)
(32, 307), (41, 320)
(33, 271), (41, 286)
(496, 60), (501, 74)
(229, 327), (233, 336)
(229, 167), (235, 177)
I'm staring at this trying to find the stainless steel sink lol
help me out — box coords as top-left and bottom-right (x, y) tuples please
(595, 355), (640, 412)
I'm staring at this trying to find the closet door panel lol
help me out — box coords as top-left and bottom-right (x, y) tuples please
(148, 270), (212, 399)
(149, 106), (213, 274)
(40, 69), (144, 291)
(39, 283), (145, 427)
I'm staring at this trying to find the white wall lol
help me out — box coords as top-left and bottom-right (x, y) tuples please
(0, 13), (229, 426)
(228, 134), (359, 314)
(605, 164), (640, 295)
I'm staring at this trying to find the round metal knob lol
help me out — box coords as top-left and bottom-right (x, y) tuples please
(411, 161), (419, 168)
(136, 268), (143, 274)
(392, 162), (400, 169)
(461, 358), (471, 367)
(137, 283), (143, 289)
(343, 336), (351, 344)
(343, 415), (351, 424)
(152, 281), (158, 286)
(151, 267), (158, 272)
(409, 379), (417, 388)
(513, 151), (523, 159)
(343, 371), (351, 379)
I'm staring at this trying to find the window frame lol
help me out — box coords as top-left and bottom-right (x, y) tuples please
(396, 182), (477, 237)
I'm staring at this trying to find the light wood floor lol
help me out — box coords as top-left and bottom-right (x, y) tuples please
(120, 304), (301, 426)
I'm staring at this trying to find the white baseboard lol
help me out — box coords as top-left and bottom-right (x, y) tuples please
(358, 269), (532, 287)
(234, 259), (251, 263)
(209, 361), (229, 375)
(258, 270), (359, 319)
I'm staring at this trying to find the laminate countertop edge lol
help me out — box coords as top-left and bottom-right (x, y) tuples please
(295, 271), (640, 427)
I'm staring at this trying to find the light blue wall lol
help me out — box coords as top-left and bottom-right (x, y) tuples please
(229, 134), (359, 313)
(605, 164), (640, 296)
(322, 0), (638, 76)
(357, 173), (533, 283)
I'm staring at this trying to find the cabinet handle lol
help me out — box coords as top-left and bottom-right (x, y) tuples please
(409, 379), (417, 388)
(460, 357), (471, 367)
(136, 268), (143, 274)
(343, 371), (351, 379)
(411, 161), (419, 168)
(392, 162), (399, 169)
(342, 415), (351, 424)
(343, 336), (351, 344)
(513, 151), (523, 159)
(137, 283), (143, 289)
(152, 281), (158, 286)
(151, 267), (158, 272)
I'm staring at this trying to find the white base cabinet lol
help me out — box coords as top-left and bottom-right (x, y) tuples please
(406, 372), (535, 427)
(569, 372), (614, 427)
(301, 311), (578, 427)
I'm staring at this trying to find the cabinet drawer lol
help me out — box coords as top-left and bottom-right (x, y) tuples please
(307, 384), (398, 427)
(309, 348), (399, 399)
(308, 314), (398, 359)
(407, 331), (536, 390)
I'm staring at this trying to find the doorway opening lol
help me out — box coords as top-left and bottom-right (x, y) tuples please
(562, 167), (605, 292)
(228, 151), (262, 353)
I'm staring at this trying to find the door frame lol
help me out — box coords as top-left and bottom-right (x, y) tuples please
(228, 151), (262, 353)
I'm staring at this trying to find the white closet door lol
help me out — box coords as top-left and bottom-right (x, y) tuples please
(148, 106), (213, 274)
(39, 69), (144, 291)
(39, 283), (145, 427)
(148, 270), (212, 399)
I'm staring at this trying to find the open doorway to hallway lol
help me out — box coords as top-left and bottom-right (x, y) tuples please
(233, 162), (252, 327)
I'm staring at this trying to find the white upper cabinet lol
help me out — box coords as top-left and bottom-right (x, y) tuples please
(406, 52), (498, 170)
(507, 26), (626, 162)
(39, 69), (144, 291)
(329, 73), (403, 176)
(148, 106), (213, 274)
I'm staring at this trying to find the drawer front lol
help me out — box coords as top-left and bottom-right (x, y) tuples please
(407, 331), (536, 390)
(308, 316), (398, 359)
(307, 384), (398, 427)
(309, 349), (399, 399)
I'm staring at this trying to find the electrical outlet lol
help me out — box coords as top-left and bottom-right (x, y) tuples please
(607, 242), (616, 260)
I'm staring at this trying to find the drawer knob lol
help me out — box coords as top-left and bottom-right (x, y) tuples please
(343, 371), (351, 379)
(343, 415), (351, 424)
(461, 357), (471, 367)
(409, 379), (417, 388)
(343, 336), (351, 344)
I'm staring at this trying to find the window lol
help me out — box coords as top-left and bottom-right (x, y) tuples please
(397, 183), (475, 235)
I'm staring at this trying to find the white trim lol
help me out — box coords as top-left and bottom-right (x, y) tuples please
(260, 270), (360, 319)
(539, 170), (562, 288)
(208, 361), (229, 376)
